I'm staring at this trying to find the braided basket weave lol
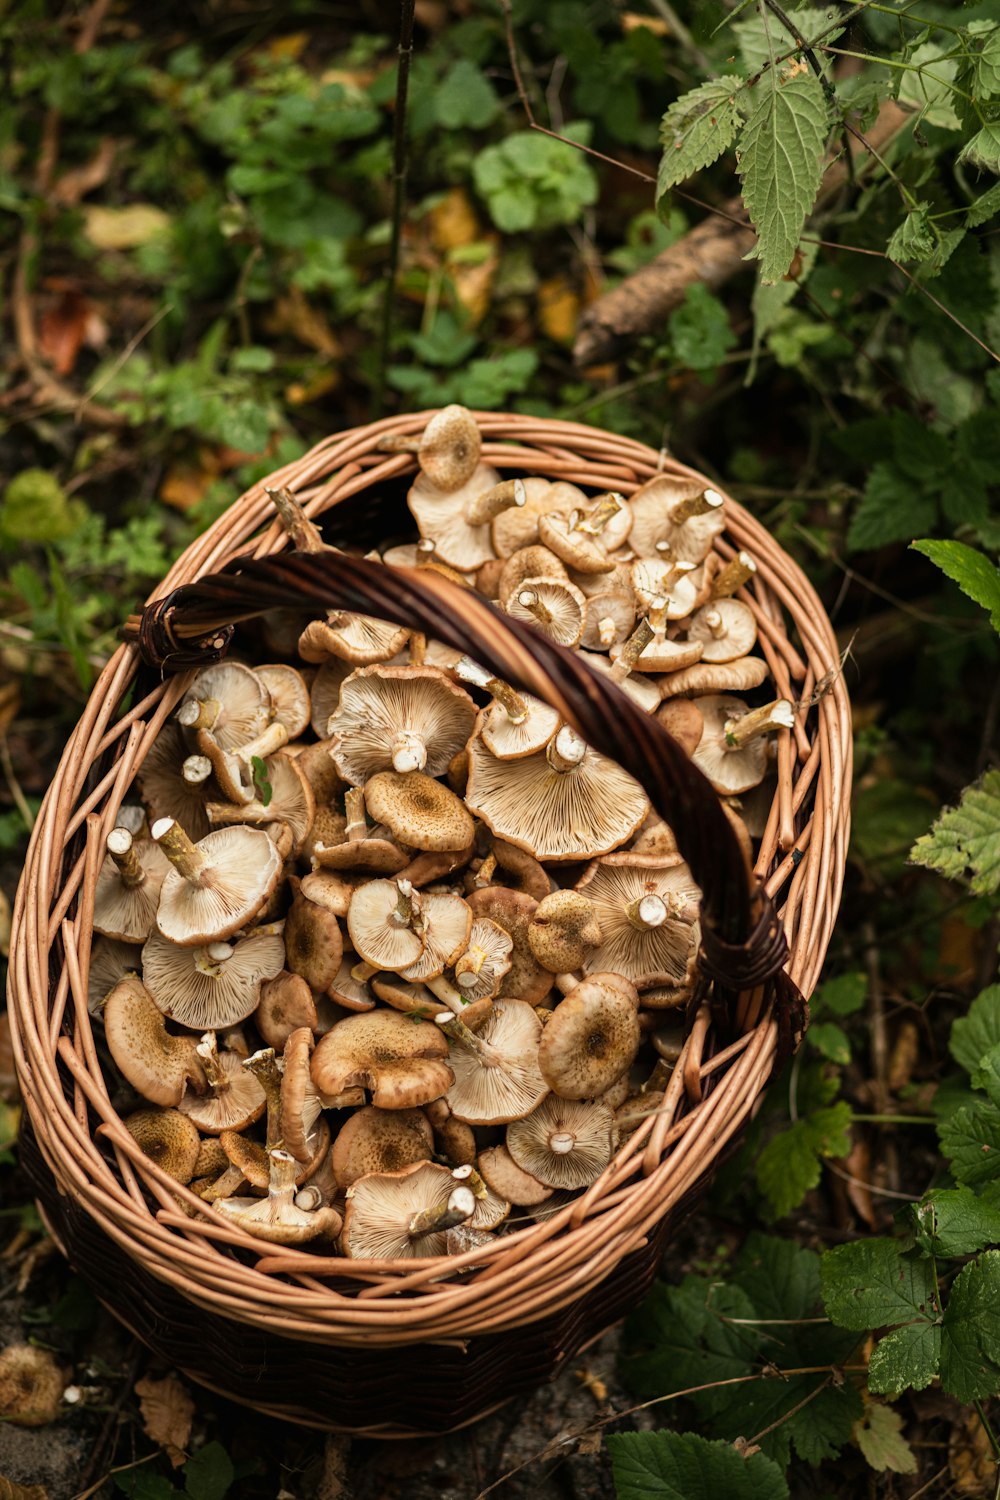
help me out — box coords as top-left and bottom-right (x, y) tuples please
(8, 413), (850, 1436)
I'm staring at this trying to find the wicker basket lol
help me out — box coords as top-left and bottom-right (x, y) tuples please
(8, 413), (851, 1437)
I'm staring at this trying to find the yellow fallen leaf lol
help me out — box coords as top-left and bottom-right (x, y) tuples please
(449, 248), (499, 326)
(266, 33), (308, 61)
(431, 188), (481, 253)
(538, 276), (581, 344)
(265, 287), (340, 357)
(621, 11), (669, 34)
(83, 204), (171, 250)
(134, 1374), (195, 1468)
(159, 462), (216, 514)
(286, 369), (341, 406)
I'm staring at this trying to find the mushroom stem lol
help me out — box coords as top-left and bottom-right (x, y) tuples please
(199, 1164), (247, 1202)
(597, 616), (619, 648)
(377, 433), (421, 456)
(152, 818), (212, 887)
(450, 1163), (488, 1200)
(611, 618), (654, 680)
(244, 1048), (282, 1148)
(555, 972), (581, 995)
(627, 894), (668, 931)
(703, 609), (726, 638)
(669, 488), (723, 526)
(235, 723), (290, 765)
(182, 755), (213, 785)
(294, 1184), (324, 1211)
(415, 539), (437, 567)
(723, 699), (795, 749)
(266, 486), (326, 554)
(392, 879), (423, 933)
(646, 596), (669, 636)
(575, 492), (625, 536)
(194, 944), (234, 978)
(426, 976), (468, 1015)
(711, 550), (757, 599)
(344, 788), (368, 842)
(545, 726), (587, 774)
(549, 1131), (576, 1155)
(350, 959), (379, 985)
(390, 729), (428, 775)
(515, 588), (553, 626)
(667, 894), (700, 925)
(454, 945), (487, 988)
(406, 1185), (476, 1239)
(196, 1033), (229, 1092)
(177, 698), (222, 732)
(409, 631), (427, 665)
(464, 478), (526, 525)
(435, 1010), (500, 1063)
(106, 828), (145, 889)
(473, 852), (497, 887)
(454, 658), (528, 726)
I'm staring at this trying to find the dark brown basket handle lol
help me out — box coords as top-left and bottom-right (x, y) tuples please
(125, 550), (801, 1037)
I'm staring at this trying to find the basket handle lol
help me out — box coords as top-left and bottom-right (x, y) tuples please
(125, 549), (800, 1033)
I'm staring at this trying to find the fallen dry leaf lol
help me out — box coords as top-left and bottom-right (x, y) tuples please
(430, 188), (481, 253)
(574, 1367), (608, 1402)
(316, 1434), (351, 1500)
(449, 246), (499, 326)
(83, 203), (171, 251)
(51, 138), (116, 206)
(286, 369), (341, 406)
(620, 11), (669, 34)
(538, 277), (581, 344)
(134, 1373), (195, 1468)
(949, 1406), (996, 1495)
(38, 286), (93, 376)
(265, 286), (340, 358)
(842, 1133), (878, 1230)
(887, 1020), (920, 1095)
(266, 32), (308, 62)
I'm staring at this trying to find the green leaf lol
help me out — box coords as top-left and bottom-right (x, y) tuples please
(846, 464), (936, 552)
(960, 123), (1000, 176)
(966, 180), (1000, 227)
(434, 59), (499, 131)
(887, 205), (935, 265)
(808, 1022), (851, 1066)
(897, 43), (960, 130)
(910, 540), (1000, 633)
(1, 469), (88, 543)
(622, 1275), (759, 1414)
(656, 77), (745, 198)
(821, 1239), (938, 1332)
(814, 972), (867, 1017)
(608, 1431), (788, 1500)
(950, 985), (1000, 1074)
(852, 1402), (917, 1474)
(114, 1472), (178, 1500)
(910, 771), (1000, 895)
(869, 1324), (942, 1396)
(755, 1102), (852, 1219)
(908, 1186), (1000, 1258)
(940, 1253), (1000, 1401)
(974, 26), (1000, 96)
(183, 1442), (235, 1500)
(938, 1100), (1000, 1186)
(738, 73), (830, 284)
(250, 756), (272, 808)
(668, 283), (736, 372)
(972, 1044), (1000, 1106)
(733, 4), (843, 75)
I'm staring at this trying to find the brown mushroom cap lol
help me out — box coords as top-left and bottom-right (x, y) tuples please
(506, 1096), (616, 1189)
(284, 891), (344, 993)
(656, 698), (704, 757)
(537, 511), (615, 574)
(444, 998), (549, 1126)
(477, 1143), (552, 1206)
(103, 977), (206, 1107)
(576, 853), (701, 987)
(177, 1036), (267, 1133)
(309, 660), (352, 739)
(153, 820), (282, 947)
(537, 978), (642, 1099)
(299, 868), (365, 917)
(340, 1159), (474, 1259)
(466, 886), (552, 1005)
(178, 661), (271, 751)
(580, 586), (636, 652)
(0, 1345), (67, 1427)
(497, 545), (569, 604)
(410, 405), (483, 491)
(331, 1105), (434, 1189)
(311, 1009), (453, 1109)
(255, 662), (311, 738)
(491, 478), (588, 557)
(141, 926), (285, 1032)
(299, 611), (410, 667)
(365, 770), (475, 853)
(528, 891), (602, 973)
(280, 1027), (325, 1163)
(328, 955), (377, 1012)
(93, 831), (171, 944)
(255, 970), (319, 1050)
(123, 1107), (202, 1184)
(424, 1097), (477, 1165)
(328, 665), (476, 784)
(505, 577), (586, 648)
(656, 656), (770, 699)
(407, 462), (503, 571)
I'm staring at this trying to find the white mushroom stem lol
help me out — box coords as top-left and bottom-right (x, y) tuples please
(177, 697), (222, 732)
(106, 828), (145, 888)
(454, 658), (528, 726)
(464, 478), (526, 525)
(454, 945), (488, 988)
(711, 550), (757, 599)
(597, 616), (619, 648)
(407, 1185), (476, 1239)
(610, 618), (654, 680)
(627, 894), (668, 931)
(549, 1132), (576, 1155)
(294, 1185), (324, 1211)
(194, 943), (234, 977)
(669, 488), (724, 525)
(391, 729), (428, 774)
(450, 1163), (488, 1200)
(724, 699), (795, 749)
(703, 609), (726, 638)
(545, 726), (587, 773)
(152, 818), (211, 886)
(575, 493), (625, 536)
(265, 485), (326, 554)
(435, 1010), (503, 1063)
(516, 588), (554, 627)
(235, 723), (290, 764)
(196, 1033), (228, 1092)
(378, 433), (422, 455)
(426, 976), (467, 1015)
(415, 539), (437, 566)
(344, 788), (368, 842)
(182, 755), (213, 785)
(555, 972), (582, 995)
(351, 959), (379, 983)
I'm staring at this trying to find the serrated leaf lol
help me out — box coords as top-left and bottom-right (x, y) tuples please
(940, 1253), (1000, 1401)
(975, 26), (1000, 96)
(967, 180), (1000, 227)
(669, 283), (736, 371)
(815, 972), (867, 1017)
(733, 4), (844, 75)
(959, 122), (1000, 175)
(622, 1276), (759, 1414)
(853, 1402), (918, 1474)
(656, 77), (745, 198)
(938, 1100), (1000, 1186)
(607, 1431), (789, 1500)
(950, 985), (1000, 1074)
(808, 1022), (851, 1065)
(910, 770), (1000, 894)
(738, 73), (830, 284)
(910, 540), (1000, 633)
(972, 1044), (1000, 1106)
(868, 1322), (942, 1395)
(846, 464), (936, 552)
(822, 1240), (938, 1333)
(897, 43), (960, 129)
(183, 1442), (234, 1500)
(909, 1186), (1000, 1258)
(434, 59), (500, 131)
(755, 1102), (852, 1219)
(887, 205), (935, 264)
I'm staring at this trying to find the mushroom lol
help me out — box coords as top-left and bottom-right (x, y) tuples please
(214, 1148), (342, 1245)
(580, 580), (637, 651)
(506, 1096), (616, 1189)
(177, 1032), (266, 1133)
(246, 662), (312, 760)
(656, 698), (704, 757)
(102, 977), (206, 1107)
(330, 1105), (434, 1189)
(280, 1027), (325, 1163)
(298, 611), (410, 667)
(465, 726), (648, 862)
(152, 819), (282, 947)
(709, 549), (757, 599)
(505, 576), (586, 648)
(630, 560), (700, 622)
(176, 661), (271, 751)
(528, 891), (602, 973)
(87, 935), (142, 1016)
(364, 770), (475, 852)
(255, 970), (319, 1049)
(686, 600), (757, 663)
(438, 999), (548, 1125)
(340, 1160), (476, 1259)
(627, 477), (725, 563)
(299, 868), (365, 918)
(491, 477), (589, 557)
(576, 649), (661, 714)
(407, 462), (507, 572)
(424, 1097), (477, 1166)
(123, 1108), (201, 1184)
(656, 656), (771, 699)
(311, 788), (410, 875)
(311, 1009), (454, 1109)
(451, 1162), (510, 1230)
(283, 889), (345, 992)
(466, 838), (551, 903)
(347, 878), (426, 972)
(398, 891), (472, 982)
(135, 723), (212, 842)
(467, 886), (553, 1005)
(452, 916), (513, 1004)
(327, 665), (476, 782)
(141, 924), (285, 1032)
(0, 1345), (67, 1427)
(309, 661), (352, 740)
(477, 1143), (552, 1207)
(690, 695), (795, 796)
(537, 977), (640, 1099)
(537, 510), (616, 575)
(205, 752), (315, 853)
(496, 545), (569, 604)
(93, 829), (171, 944)
(576, 852), (701, 987)
(328, 955), (377, 1012)
(378, 405), (482, 491)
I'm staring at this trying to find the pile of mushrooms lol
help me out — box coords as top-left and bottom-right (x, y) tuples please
(93, 406), (793, 1259)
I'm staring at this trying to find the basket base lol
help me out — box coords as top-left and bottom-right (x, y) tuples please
(21, 1119), (666, 1436)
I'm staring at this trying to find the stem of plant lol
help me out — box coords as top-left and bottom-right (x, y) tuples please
(373, 0), (416, 419)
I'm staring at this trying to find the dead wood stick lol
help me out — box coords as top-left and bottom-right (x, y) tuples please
(573, 101), (910, 368)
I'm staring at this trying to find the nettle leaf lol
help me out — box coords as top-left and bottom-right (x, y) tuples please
(910, 770), (1000, 895)
(852, 1402), (918, 1475)
(974, 25), (1000, 96)
(733, 4), (844, 75)
(747, 238), (818, 382)
(656, 76), (745, 199)
(938, 1100), (1000, 1186)
(961, 123), (1000, 175)
(940, 1252), (1000, 1401)
(755, 1102), (852, 1220)
(967, 180), (1000, 227)
(910, 540), (1000, 633)
(887, 204), (935, 264)
(822, 1241), (941, 1394)
(950, 985), (1000, 1074)
(846, 463), (936, 552)
(738, 73), (830, 284)
(897, 43), (960, 130)
(607, 1431), (789, 1500)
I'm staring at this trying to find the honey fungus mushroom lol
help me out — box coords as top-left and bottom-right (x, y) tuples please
(141, 925), (285, 1032)
(93, 829), (171, 944)
(298, 610), (410, 667)
(311, 1009), (454, 1109)
(284, 889), (345, 993)
(505, 577), (586, 648)
(538, 976), (641, 1099)
(378, 405), (482, 491)
(438, 999), (548, 1125)
(177, 661), (271, 751)
(686, 600), (757, 663)
(627, 477), (725, 563)
(528, 891), (602, 974)
(407, 463), (510, 572)
(177, 1032), (266, 1134)
(330, 1105), (434, 1189)
(364, 770), (475, 853)
(690, 695), (795, 796)
(340, 1160), (477, 1259)
(215, 1148), (342, 1245)
(152, 819), (282, 946)
(506, 1096), (616, 1190)
(102, 977), (206, 1107)
(328, 665), (476, 782)
(576, 853), (702, 987)
(123, 1107), (201, 1184)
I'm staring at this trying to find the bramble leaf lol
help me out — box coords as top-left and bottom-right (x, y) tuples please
(910, 540), (1000, 633)
(738, 73), (830, 284)
(852, 1402), (917, 1474)
(908, 1185), (1000, 1258)
(938, 1100), (1000, 1186)
(821, 1239), (938, 1332)
(959, 122), (1000, 175)
(910, 771), (1000, 895)
(608, 1431), (789, 1500)
(940, 1253), (1000, 1401)
(846, 464), (936, 552)
(950, 985), (1000, 1074)
(755, 1102), (852, 1220)
(887, 205), (935, 264)
(656, 77), (745, 199)
(967, 180), (1000, 226)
